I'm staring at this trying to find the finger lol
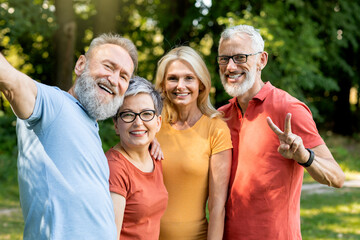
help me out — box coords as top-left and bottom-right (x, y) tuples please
(154, 148), (164, 161)
(159, 151), (164, 161)
(153, 148), (160, 160)
(267, 116), (283, 136)
(279, 143), (290, 152)
(150, 138), (160, 155)
(290, 136), (303, 154)
(285, 134), (296, 146)
(278, 144), (290, 158)
(289, 137), (300, 154)
(284, 113), (292, 135)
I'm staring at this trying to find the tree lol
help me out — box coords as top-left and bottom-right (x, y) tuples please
(306, 0), (360, 134)
(1, 0), (359, 135)
(93, 0), (119, 35)
(54, 0), (76, 90)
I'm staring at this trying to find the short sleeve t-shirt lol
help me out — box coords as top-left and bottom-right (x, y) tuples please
(157, 115), (232, 240)
(107, 148), (168, 240)
(17, 81), (116, 239)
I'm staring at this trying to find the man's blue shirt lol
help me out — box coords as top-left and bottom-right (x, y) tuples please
(17, 81), (116, 239)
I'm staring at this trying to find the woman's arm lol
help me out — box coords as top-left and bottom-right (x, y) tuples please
(111, 192), (126, 240)
(207, 149), (232, 240)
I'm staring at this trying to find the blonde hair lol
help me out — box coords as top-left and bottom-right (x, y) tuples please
(155, 46), (221, 123)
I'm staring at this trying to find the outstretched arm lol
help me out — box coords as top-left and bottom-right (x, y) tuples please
(0, 53), (37, 119)
(207, 149), (232, 240)
(267, 113), (345, 188)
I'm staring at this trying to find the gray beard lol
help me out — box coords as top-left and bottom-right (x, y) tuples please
(220, 67), (256, 97)
(74, 70), (124, 120)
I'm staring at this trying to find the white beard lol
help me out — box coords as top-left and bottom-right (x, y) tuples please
(74, 69), (124, 120)
(220, 67), (257, 97)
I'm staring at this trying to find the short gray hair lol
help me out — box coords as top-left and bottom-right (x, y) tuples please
(220, 25), (265, 52)
(85, 33), (138, 75)
(124, 76), (163, 115)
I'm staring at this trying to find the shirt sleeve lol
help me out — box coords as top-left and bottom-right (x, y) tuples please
(286, 101), (325, 149)
(26, 81), (64, 131)
(106, 149), (129, 198)
(210, 118), (233, 155)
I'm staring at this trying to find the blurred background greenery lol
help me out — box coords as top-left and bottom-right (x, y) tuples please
(0, 0), (360, 239)
(0, 0), (360, 132)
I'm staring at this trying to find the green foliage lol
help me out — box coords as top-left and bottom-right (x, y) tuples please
(0, 114), (18, 184)
(0, 0), (57, 84)
(98, 118), (119, 152)
(1, 0), (359, 132)
(0, 0), (56, 41)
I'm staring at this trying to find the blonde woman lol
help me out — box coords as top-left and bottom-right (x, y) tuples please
(155, 46), (232, 240)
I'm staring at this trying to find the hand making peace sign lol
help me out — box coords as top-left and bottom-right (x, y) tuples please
(266, 113), (309, 163)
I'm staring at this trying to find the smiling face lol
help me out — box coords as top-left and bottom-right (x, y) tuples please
(74, 43), (134, 120)
(164, 60), (202, 110)
(218, 34), (261, 97)
(114, 93), (161, 149)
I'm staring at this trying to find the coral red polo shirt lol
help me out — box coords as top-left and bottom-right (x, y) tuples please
(218, 82), (324, 240)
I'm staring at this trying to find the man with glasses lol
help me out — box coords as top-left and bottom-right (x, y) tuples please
(217, 24), (345, 240)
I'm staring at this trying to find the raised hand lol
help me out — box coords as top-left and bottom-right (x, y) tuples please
(266, 113), (308, 163)
(149, 137), (164, 161)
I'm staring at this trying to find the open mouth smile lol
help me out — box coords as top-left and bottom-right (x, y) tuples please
(130, 130), (147, 136)
(98, 84), (114, 95)
(174, 92), (190, 97)
(227, 73), (245, 79)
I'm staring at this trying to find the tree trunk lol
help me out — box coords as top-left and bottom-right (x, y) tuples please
(94, 0), (119, 36)
(160, 0), (192, 53)
(54, 0), (76, 91)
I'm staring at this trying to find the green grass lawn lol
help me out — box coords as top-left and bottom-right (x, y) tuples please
(301, 188), (360, 240)
(0, 183), (23, 240)
(0, 208), (23, 240)
(0, 131), (359, 239)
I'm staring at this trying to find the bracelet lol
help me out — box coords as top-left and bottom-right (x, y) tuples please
(298, 148), (314, 167)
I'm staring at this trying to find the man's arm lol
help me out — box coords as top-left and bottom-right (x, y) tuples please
(0, 53), (37, 119)
(267, 113), (345, 188)
(304, 144), (345, 188)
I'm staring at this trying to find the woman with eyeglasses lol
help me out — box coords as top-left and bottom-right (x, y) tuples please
(105, 76), (168, 240)
(155, 46), (233, 240)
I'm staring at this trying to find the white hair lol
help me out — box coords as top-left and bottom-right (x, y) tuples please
(219, 25), (265, 52)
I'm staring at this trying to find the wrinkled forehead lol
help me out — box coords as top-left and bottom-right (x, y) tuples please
(89, 44), (134, 73)
(218, 34), (254, 55)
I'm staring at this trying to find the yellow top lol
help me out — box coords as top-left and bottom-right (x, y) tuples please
(157, 115), (232, 240)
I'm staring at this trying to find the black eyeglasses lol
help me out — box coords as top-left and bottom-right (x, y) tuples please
(217, 52), (262, 65)
(117, 110), (156, 123)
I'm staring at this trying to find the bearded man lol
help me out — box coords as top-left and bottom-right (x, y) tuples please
(217, 25), (345, 240)
(0, 33), (137, 239)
